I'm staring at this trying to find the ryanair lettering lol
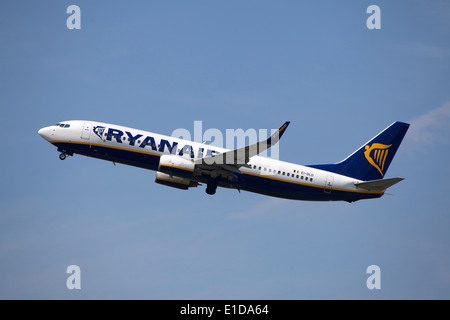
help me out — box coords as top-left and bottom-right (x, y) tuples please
(100, 127), (220, 159)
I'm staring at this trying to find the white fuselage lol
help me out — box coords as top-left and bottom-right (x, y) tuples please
(38, 120), (384, 202)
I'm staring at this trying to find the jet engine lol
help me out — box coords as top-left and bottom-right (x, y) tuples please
(158, 155), (196, 178)
(155, 171), (198, 190)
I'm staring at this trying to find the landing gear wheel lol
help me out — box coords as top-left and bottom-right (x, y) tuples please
(59, 153), (67, 160)
(206, 180), (218, 195)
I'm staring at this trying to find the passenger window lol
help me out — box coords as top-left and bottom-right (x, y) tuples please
(301, 176), (304, 180)
(278, 171), (281, 174)
(264, 168), (267, 171)
(282, 172), (285, 176)
(269, 169), (272, 172)
(310, 178), (313, 182)
(296, 175), (299, 178)
(253, 165), (256, 169)
(259, 166), (261, 170)
(287, 173), (290, 177)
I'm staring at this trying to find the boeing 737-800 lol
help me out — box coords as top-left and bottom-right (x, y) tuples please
(38, 120), (409, 202)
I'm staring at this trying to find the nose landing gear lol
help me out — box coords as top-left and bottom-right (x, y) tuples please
(57, 148), (73, 160)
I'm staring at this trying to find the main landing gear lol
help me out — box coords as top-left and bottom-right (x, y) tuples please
(206, 180), (218, 195)
(59, 153), (67, 160)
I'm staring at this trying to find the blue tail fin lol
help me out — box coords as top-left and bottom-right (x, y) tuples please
(310, 121), (410, 181)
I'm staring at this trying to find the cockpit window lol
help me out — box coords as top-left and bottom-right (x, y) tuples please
(55, 123), (70, 128)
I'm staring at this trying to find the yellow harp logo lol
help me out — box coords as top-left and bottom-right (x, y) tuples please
(364, 143), (392, 176)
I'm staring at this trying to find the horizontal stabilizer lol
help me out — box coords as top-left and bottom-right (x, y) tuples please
(355, 177), (404, 191)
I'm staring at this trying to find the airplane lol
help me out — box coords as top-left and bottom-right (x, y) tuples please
(38, 120), (409, 202)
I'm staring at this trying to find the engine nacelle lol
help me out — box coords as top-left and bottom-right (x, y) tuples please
(158, 155), (195, 178)
(155, 171), (198, 190)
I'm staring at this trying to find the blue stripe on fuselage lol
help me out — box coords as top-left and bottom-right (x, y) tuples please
(238, 172), (382, 202)
(52, 141), (161, 171)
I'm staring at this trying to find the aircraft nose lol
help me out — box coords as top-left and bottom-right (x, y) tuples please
(38, 126), (53, 141)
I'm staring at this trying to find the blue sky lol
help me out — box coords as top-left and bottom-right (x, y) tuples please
(1, 0), (449, 299)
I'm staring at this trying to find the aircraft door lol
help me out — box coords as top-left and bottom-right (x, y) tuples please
(324, 175), (334, 194)
(81, 122), (92, 140)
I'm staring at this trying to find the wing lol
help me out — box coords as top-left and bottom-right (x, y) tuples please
(193, 121), (290, 176)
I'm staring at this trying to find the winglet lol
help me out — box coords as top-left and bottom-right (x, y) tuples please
(266, 121), (290, 147)
(196, 121), (291, 167)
